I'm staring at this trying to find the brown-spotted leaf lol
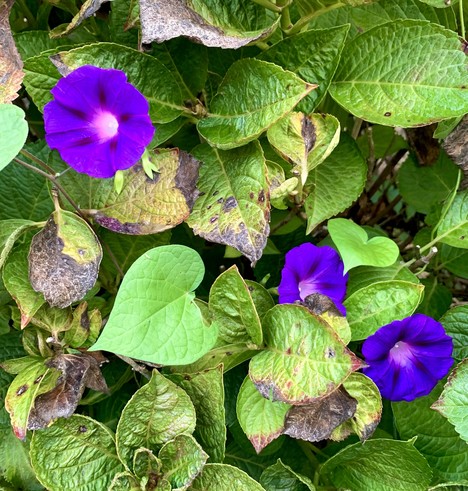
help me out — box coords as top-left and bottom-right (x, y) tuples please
(86, 149), (199, 234)
(28, 209), (102, 308)
(443, 115), (468, 190)
(0, 0), (24, 102)
(27, 352), (109, 431)
(50, 0), (110, 38)
(284, 387), (357, 442)
(139, 0), (279, 48)
(187, 142), (269, 264)
(63, 301), (102, 348)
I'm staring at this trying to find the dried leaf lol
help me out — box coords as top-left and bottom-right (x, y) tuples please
(0, 0), (24, 102)
(443, 115), (468, 190)
(28, 209), (102, 308)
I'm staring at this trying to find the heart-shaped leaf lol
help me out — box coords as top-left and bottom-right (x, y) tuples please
(0, 104), (28, 172)
(90, 245), (218, 365)
(328, 218), (399, 273)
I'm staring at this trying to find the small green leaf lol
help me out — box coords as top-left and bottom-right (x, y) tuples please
(133, 448), (161, 481)
(108, 472), (141, 491)
(436, 190), (468, 249)
(30, 415), (124, 491)
(0, 219), (38, 269)
(245, 280), (274, 320)
(237, 376), (290, 454)
(190, 463), (266, 490)
(91, 245), (217, 366)
(260, 460), (315, 491)
(328, 219), (400, 273)
(320, 439), (432, 490)
(116, 370), (196, 469)
(440, 305), (468, 362)
(345, 280), (424, 341)
(249, 305), (363, 404)
(197, 59), (314, 149)
(432, 360), (468, 443)
(0, 104), (28, 172)
(330, 20), (468, 126)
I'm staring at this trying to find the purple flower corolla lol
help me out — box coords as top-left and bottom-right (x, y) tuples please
(278, 243), (348, 315)
(44, 65), (154, 178)
(362, 314), (453, 402)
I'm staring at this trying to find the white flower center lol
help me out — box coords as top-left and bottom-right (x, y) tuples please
(94, 111), (119, 139)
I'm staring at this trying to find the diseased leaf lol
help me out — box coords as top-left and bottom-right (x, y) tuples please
(187, 142), (269, 264)
(443, 115), (468, 190)
(329, 20), (468, 126)
(0, 104), (28, 172)
(108, 472), (140, 491)
(0, 0), (24, 102)
(28, 209), (102, 308)
(190, 463), (265, 490)
(133, 448), (161, 481)
(260, 460), (315, 491)
(30, 414), (124, 491)
(237, 376), (290, 454)
(139, 0), (279, 48)
(284, 388), (357, 443)
(436, 190), (468, 249)
(197, 59), (314, 150)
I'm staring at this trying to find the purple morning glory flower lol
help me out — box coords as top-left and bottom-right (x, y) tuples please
(362, 314), (453, 402)
(44, 65), (154, 178)
(278, 243), (348, 315)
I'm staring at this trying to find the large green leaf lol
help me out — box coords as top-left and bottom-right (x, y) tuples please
(190, 463), (266, 490)
(260, 460), (315, 491)
(440, 305), (468, 362)
(23, 42), (185, 122)
(436, 190), (468, 249)
(197, 59), (314, 149)
(0, 104), (28, 172)
(116, 370), (196, 469)
(329, 20), (468, 126)
(304, 133), (367, 233)
(393, 383), (468, 482)
(249, 305), (363, 404)
(345, 280), (424, 341)
(320, 439), (432, 490)
(259, 25), (349, 112)
(30, 415), (124, 491)
(237, 376), (290, 454)
(187, 142), (270, 264)
(91, 245), (217, 365)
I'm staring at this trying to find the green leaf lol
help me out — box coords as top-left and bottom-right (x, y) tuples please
(328, 219), (400, 273)
(429, 484), (468, 491)
(116, 370), (196, 469)
(331, 373), (382, 442)
(434, 117), (463, 139)
(237, 376), (291, 454)
(209, 266), (263, 346)
(30, 414), (124, 491)
(49, 0), (108, 37)
(259, 25), (349, 113)
(13, 30), (75, 60)
(267, 112), (340, 185)
(245, 280), (275, 320)
(159, 434), (208, 489)
(439, 244), (468, 279)
(398, 152), (460, 214)
(249, 304), (363, 404)
(329, 20), (468, 127)
(0, 220), (38, 270)
(393, 383), (468, 482)
(417, 277), (452, 320)
(0, 104), (28, 173)
(108, 472), (141, 491)
(345, 280), (424, 341)
(3, 244), (46, 329)
(436, 190), (468, 249)
(197, 59), (314, 149)
(91, 245), (217, 365)
(24, 42), (184, 122)
(187, 142), (270, 264)
(190, 463), (266, 490)
(170, 366), (226, 463)
(419, 0), (459, 6)
(133, 448), (161, 481)
(260, 459), (315, 490)
(304, 133), (367, 233)
(320, 439), (432, 490)
(440, 305), (468, 362)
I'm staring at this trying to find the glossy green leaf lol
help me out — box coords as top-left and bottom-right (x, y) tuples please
(116, 370), (196, 469)
(197, 59), (314, 149)
(245, 280), (275, 320)
(328, 219), (400, 273)
(91, 245), (217, 365)
(304, 133), (367, 233)
(440, 305), (468, 362)
(320, 439), (432, 490)
(393, 383), (468, 482)
(330, 20), (468, 126)
(439, 244), (468, 280)
(187, 142), (269, 264)
(190, 463), (265, 490)
(260, 459), (315, 491)
(345, 280), (424, 341)
(417, 277), (452, 320)
(249, 304), (363, 404)
(30, 415), (124, 491)
(436, 190), (468, 249)
(0, 104), (28, 172)
(432, 360), (468, 443)
(237, 376), (290, 454)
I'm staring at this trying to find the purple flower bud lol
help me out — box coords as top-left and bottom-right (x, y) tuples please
(44, 65), (154, 178)
(278, 243), (348, 315)
(362, 314), (453, 402)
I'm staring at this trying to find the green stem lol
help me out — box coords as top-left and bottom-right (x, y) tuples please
(460, 0), (466, 40)
(351, 118), (363, 139)
(281, 6), (292, 31)
(285, 3), (344, 35)
(252, 0), (282, 12)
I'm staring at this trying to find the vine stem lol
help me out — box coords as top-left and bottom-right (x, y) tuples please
(285, 3), (344, 35)
(460, 0), (465, 40)
(115, 354), (151, 380)
(252, 0), (282, 12)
